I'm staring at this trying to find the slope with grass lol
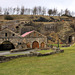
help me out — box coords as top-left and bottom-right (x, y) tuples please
(0, 15), (70, 20)
(0, 46), (75, 75)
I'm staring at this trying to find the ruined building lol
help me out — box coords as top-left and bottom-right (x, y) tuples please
(0, 28), (47, 50)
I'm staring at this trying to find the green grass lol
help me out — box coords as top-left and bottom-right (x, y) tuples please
(0, 51), (4, 53)
(0, 51), (8, 53)
(37, 50), (53, 54)
(71, 43), (75, 47)
(5, 53), (26, 56)
(48, 44), (66, 47)
(0, 46), (75, 75)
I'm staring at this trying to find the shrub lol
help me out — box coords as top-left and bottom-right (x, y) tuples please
(61, 14), (72, 17)
(4, 15), (14, 20)
(33, 17), (49, 22)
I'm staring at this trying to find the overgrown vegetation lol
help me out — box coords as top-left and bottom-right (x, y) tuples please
(4, 15), (14, 20)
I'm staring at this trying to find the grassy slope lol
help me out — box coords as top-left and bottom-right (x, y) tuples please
(0, 15), (69, 20)
(0, 46), (75, 75)
(37, 50), (53, 54)
(48, 44), (66, 47)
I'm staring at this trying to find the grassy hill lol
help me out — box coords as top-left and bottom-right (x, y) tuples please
(0, 46), (75, 75)
(0, 15), (70, 21)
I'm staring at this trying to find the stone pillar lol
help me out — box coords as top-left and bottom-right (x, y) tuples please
(72, 36), (75, 43)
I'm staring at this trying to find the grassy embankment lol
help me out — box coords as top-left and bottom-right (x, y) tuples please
(0, 44), (75, 75)
(0, 15), (69, 21)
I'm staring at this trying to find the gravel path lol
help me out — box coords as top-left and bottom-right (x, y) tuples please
(0, 49), (35, 56)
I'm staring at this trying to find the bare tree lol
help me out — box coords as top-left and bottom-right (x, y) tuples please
(42, 7), (46, 15)
(13, 8), (16, 15)
(52, 8), (57, 16)
(0, 7), (2, 15)
(32, 6), (38, 15)
(38, 6), (42, 15)
(65, 9), (70, 15)
(20, 6), (25, 15)
(27, 8), (31, 15)
(60, 9), (64, 16)
(0, 6), (74, 17)
(71, 11), (75, 16)
(16, 6), (20, 15)
(24, 8), (31, 15)
(3, 8), (9, 15)
(7, 7), (13, 15)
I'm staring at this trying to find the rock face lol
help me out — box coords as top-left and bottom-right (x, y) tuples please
(58, 22), (75, 43)
(0, 16), (75, 45)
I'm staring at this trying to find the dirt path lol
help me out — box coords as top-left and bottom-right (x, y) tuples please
(0, 49), (35, 56)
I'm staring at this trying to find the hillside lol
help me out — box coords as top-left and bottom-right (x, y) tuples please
(0, 15), (71, 21)
(0, 15), (75, 44)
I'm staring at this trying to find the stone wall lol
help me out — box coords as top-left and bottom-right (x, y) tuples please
(25, 37), (47, 48)
(0, 37), (26, 49)
(0, 49), (64, 63)
(0, 28), (47, 50)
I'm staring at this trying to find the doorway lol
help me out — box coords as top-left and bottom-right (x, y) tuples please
(32, 41), (39, 49)
(41, 42), (45, 48)
(68, 36), (72, 43)
(0, 41), (15, 51)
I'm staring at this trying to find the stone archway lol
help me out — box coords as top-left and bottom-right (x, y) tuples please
(0, 41), (15, 51)
(41, 42), (45, 48)
(32, 41), (39, 49)
(26, 43), (30, 48)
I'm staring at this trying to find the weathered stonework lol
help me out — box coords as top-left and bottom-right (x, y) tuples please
(0, 28), (47, 50)
(22, 30), (47, 49)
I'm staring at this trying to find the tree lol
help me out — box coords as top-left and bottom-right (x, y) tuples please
(62, 9), (72, 17)
(71, 11), (75, 16)
(20, 6), (25, 15)
(42, 7), (46, 15)
(32, 7), (37, 15)
(58, 13), (61, 16)
(0, 7), (2, 15)
(13, 8), (16, 14)
(7, 7), (13, 15)
(16, 6), (20, 15)
(65, 9), (70, 15)
(52, 8), (57, 16)
(25, 8), (31, 15)
(27, 8), (31, 15)
(60, 9), (64, 16)
(48, 9), (52, 16)
(38, 6), (42, 15)
(3, 8), (9, 15)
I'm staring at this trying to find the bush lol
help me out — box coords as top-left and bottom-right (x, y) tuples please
(61, 14), (72, 17)
(4, 15), (14, 20)
(33, 17), (49, 22)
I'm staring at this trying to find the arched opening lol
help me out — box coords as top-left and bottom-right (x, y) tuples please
(0, 41), (15, 51)
(68, 36), (72, 43)
(41, 42), (45, 48)
(26, 43), (30, 48)
(32, 41), (39, 49)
